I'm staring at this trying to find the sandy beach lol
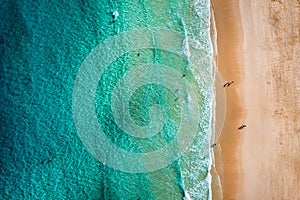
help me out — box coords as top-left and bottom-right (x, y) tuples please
(212, 0), (300, 199)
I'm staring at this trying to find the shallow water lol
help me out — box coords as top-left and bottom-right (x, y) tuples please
(1, 0), (213, 199)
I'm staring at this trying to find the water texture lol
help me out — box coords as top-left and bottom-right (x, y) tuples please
(1, 0), (213, 199)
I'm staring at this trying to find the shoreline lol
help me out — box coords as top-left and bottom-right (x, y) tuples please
(211, 0), (244, 199)
(209, 1), (224, 198)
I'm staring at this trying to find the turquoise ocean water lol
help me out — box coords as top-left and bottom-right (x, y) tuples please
(1, 0), (214, 199)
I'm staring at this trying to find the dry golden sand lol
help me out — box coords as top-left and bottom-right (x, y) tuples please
(212, 0), (300, 199)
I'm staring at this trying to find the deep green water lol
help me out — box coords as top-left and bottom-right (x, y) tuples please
(1, 0), (213, 199)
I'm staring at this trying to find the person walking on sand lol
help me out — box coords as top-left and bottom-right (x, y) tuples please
(238, 124), (246, 130)
(210, 143), (217, 148)
(223, 80), (234, 87)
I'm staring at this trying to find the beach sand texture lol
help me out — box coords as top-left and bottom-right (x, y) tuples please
(212, 0), (300, 199)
